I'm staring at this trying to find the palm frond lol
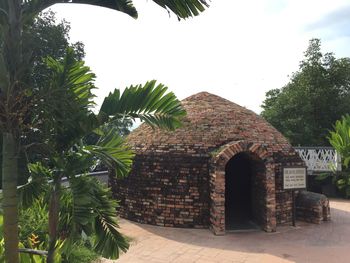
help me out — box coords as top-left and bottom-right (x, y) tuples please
(18, 162), (50, 208)
(22, 0), (208, 21)
(22, 0), (138, 21)
(91, 178), (129, 259)
(63, 151), (95, 178)
(41, 48), (97, 150)
(66, 176), (95, 236)
(152, 0), (209, 19)
(66, 175), (128, 259)
(99, 80), (186, 130)
(45, 48), (96, 111)
(82, 129), (134, 178)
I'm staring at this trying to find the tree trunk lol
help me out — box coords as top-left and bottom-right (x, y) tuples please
(47, 177), (61, 263)
(2, 132), (19, 263)
(2, 1), (22, 262)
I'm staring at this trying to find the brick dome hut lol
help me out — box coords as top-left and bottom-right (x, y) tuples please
(111, 92), (329, 235)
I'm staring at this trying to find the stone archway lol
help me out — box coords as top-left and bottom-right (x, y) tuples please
(209, 141), (276, 235)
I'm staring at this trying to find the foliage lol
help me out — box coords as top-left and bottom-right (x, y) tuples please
(99, 81), (185, 130)
(35, 48), (97, 153)
(23, 10), (85, 89)
(16, 49), (185, 260)
(17, 167), (130, 261)
(19, 198), (49, 248)
(0, 10), (84, 189)
(35, 48), (186, 155)
(0, 9), (85, 135)
(317, 115), (350, 198)
(84, 118), (133, 146)
(1, 1), (205, 261)
(1, 212), (49, 263)
(334, 173), (350, 198)
(62, 176), (129, 259)
(329, 115), (350, 168)
(1, 194), (100, 263)
(61, 240), (99, 263)
(328, 115), (350, 198)
(14, 186), (103, 263)
(0, 214), (3, 262)
(261, 39), (350, 146)
(22, 0), (209, 21)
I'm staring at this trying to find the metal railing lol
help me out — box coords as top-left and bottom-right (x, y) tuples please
(294, 147), (342, 172)
(60, 170), (109, 187)
(0, 171), (109, 192)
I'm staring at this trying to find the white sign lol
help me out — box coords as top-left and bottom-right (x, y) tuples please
(283, 167), (307, 190)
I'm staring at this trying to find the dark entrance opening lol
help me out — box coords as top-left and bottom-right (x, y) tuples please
(225, 152), (262, 230)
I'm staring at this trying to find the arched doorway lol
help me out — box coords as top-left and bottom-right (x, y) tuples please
(209, 141), (276, 235)
(225, 152), (266, 230)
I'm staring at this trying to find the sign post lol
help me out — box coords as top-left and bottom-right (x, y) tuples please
(283, 167), (307, 227)
(292, 191), (296, 227)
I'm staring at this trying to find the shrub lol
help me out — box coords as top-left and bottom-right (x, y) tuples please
(318, 115), (350, 198)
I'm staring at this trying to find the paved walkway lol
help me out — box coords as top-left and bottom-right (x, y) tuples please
(103, 199), (350, 263)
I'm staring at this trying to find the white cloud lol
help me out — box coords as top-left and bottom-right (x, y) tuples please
(51, 1), (350, 113)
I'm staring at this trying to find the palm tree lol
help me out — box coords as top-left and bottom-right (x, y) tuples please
(0, 1), (208, 262)
(33, 49), (186, 261)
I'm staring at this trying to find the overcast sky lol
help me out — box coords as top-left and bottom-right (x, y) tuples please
(51, 0), (350, 114)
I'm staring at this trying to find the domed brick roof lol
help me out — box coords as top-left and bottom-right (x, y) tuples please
(127, 92), (291, 154)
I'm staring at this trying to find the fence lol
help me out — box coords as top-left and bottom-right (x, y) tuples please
(294, 147), (342, 173)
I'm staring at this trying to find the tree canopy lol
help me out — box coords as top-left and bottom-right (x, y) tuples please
(261, 39), (350, 146)
(0, 11), (84, 189)
(24, 10), (85, 89)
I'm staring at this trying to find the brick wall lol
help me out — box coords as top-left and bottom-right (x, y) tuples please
(111, 153), (210, 228)
(274, 153), (305, 224)
(251, 157), (267, 227)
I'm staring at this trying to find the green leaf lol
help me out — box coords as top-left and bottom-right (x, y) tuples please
(64, 176), (129, 259)
(344, 157), (350, 169)
(336, 179), (346, 189)
(70, 177), (96, 227)
(41, 48), (97, 150)
(315, 173), (330, 181)
(152, 0), (209, 19)
(0, 238), (4, 262)
(99, 80), (186, 130)
(23, 0), (208, 22)
(92, 182), (129, 259)
(23, 0), (138, 20)
(0, 214), (3, 236)
(83, 129), (134, 178)
(18, 163), (51, 209)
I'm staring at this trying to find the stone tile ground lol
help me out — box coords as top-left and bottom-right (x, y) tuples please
(102, 199), (350, 263)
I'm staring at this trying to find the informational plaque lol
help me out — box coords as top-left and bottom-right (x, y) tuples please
(283, 167), (307, 190)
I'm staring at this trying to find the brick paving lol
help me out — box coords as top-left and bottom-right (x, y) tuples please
(102, 199), (350, 263)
